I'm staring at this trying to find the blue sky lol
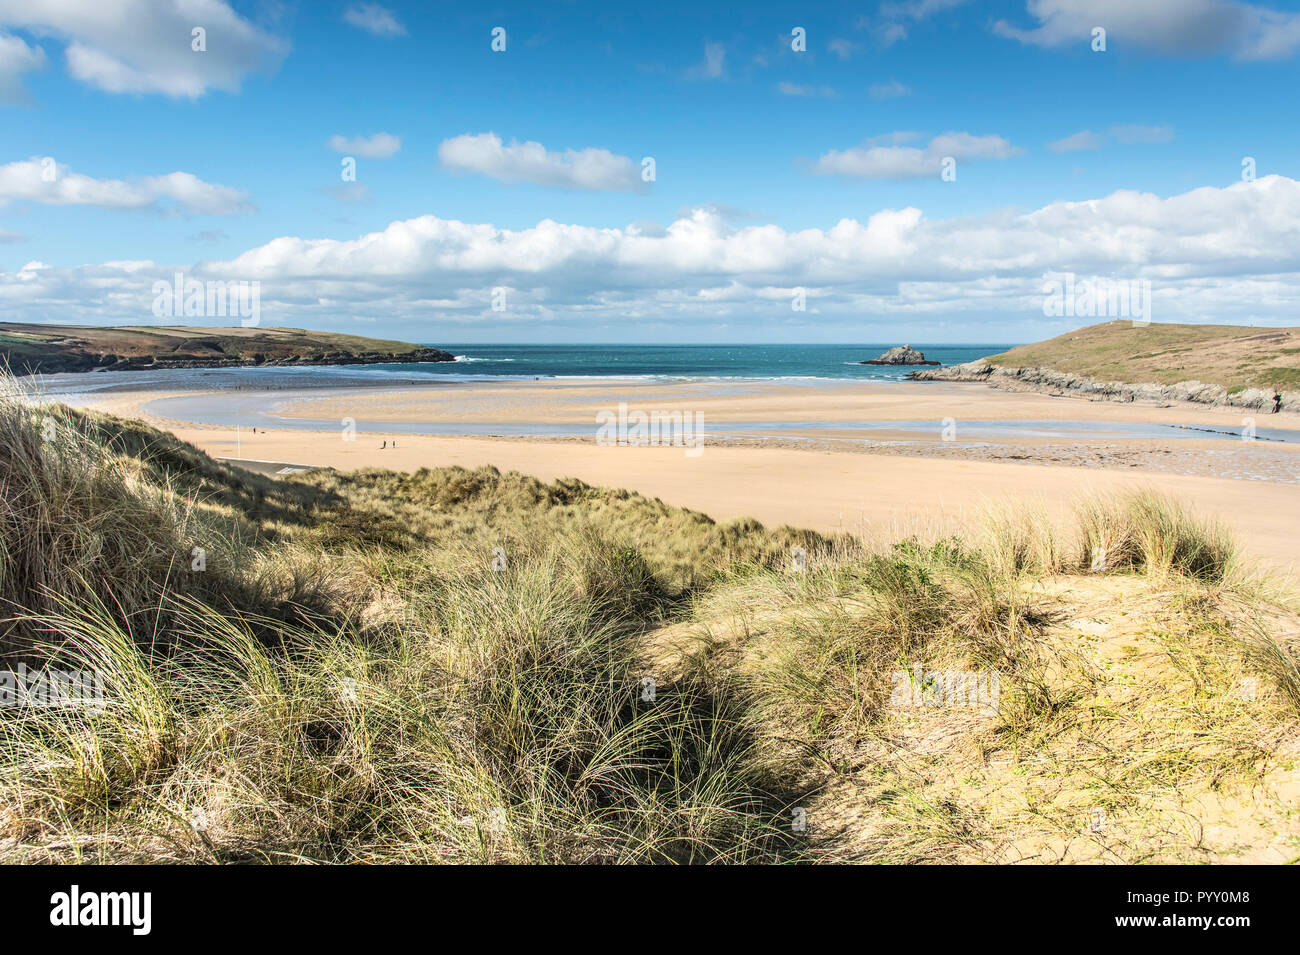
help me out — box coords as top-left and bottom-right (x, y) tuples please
(4, 0), (1300, 343)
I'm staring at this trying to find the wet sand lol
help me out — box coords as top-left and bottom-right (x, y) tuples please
(175, 375), (1300, 429)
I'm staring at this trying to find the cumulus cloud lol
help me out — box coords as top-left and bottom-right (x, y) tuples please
(0, 0), (287, 97)
(994, 0), (1300, 60)
(0, 158), (253, 214)
(342, 3), (406, 37)
(327, 132), (402, 159)
(811, 131), (1022, 179)
(7, 176), (1300, 330)
(0, 31), (44, 103)
(438, 132), (646, 192)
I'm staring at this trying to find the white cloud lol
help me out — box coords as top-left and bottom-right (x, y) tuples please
(1047, 129), (1103, 152)
(827, 38), (857, 59)
(0, 0), (287, 97)
(1109, 123), (1175, 144)
(0, 228), (23, 243)
(0, 158), (253, 214)
(325, 182), (372, 204)
(811, 131), (1022, 179)
(687, 42), (726, 79)
(874, 22), (908, 46)
(1047, 125), (1174, 151)
(994, 0), (1300, 60)
(880, 0), (971, 16)
(327, 133), (402, 159)
(8, 176), (1300, 330)
(0, 31), (44, 102)
(868, 80), (911, 99)
(777, 82), (837, 98)
(437, 133), (646, 192)
(867, 0), (971, 46)
(342, 4), (405, 38)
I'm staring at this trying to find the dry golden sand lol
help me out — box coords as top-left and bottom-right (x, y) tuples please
(75, 378), (1300, 575)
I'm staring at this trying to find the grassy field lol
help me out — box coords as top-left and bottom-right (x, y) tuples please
(2, 375), (1299, 863)
(986, 320), (1300, 393)
(0, 323), (451, 374)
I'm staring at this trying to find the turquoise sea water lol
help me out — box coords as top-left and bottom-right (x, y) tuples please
(385, 343), (1005, 381)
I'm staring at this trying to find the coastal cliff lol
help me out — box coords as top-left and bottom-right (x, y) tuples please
(906, 321), (1300, 413)
(908, 361), (1299, 413)
(0, 323), (455, 375)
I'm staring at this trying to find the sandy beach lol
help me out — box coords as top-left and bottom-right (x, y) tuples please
(36, 369), (1300, 576)
(11, 15), (1300, 876)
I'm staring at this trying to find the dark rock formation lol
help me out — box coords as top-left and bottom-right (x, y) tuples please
(11, 346), (456, 376)
(860, 345), (940, 366)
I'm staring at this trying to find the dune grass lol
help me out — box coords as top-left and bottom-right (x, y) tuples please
(1, 373), (1298, 864)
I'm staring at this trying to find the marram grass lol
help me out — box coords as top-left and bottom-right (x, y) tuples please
(1, 371), (1297, 863)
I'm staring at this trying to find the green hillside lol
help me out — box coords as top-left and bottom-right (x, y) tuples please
(985, 320), (1300, 393)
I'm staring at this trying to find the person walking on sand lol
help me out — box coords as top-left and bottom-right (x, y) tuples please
(381, 440), (387, 449)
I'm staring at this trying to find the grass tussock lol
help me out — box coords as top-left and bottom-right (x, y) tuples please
(1, 372), (1298, 864)
(0, 385), (196, 657)
(1075, 490), (1239, 583)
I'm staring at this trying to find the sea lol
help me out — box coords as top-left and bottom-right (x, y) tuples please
(363, 343), (1005, 381)
(30, 341), (1300, 449)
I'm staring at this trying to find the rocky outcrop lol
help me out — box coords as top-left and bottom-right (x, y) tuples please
(860, 345), (940, 366)
(907, 361), (1300, 413)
